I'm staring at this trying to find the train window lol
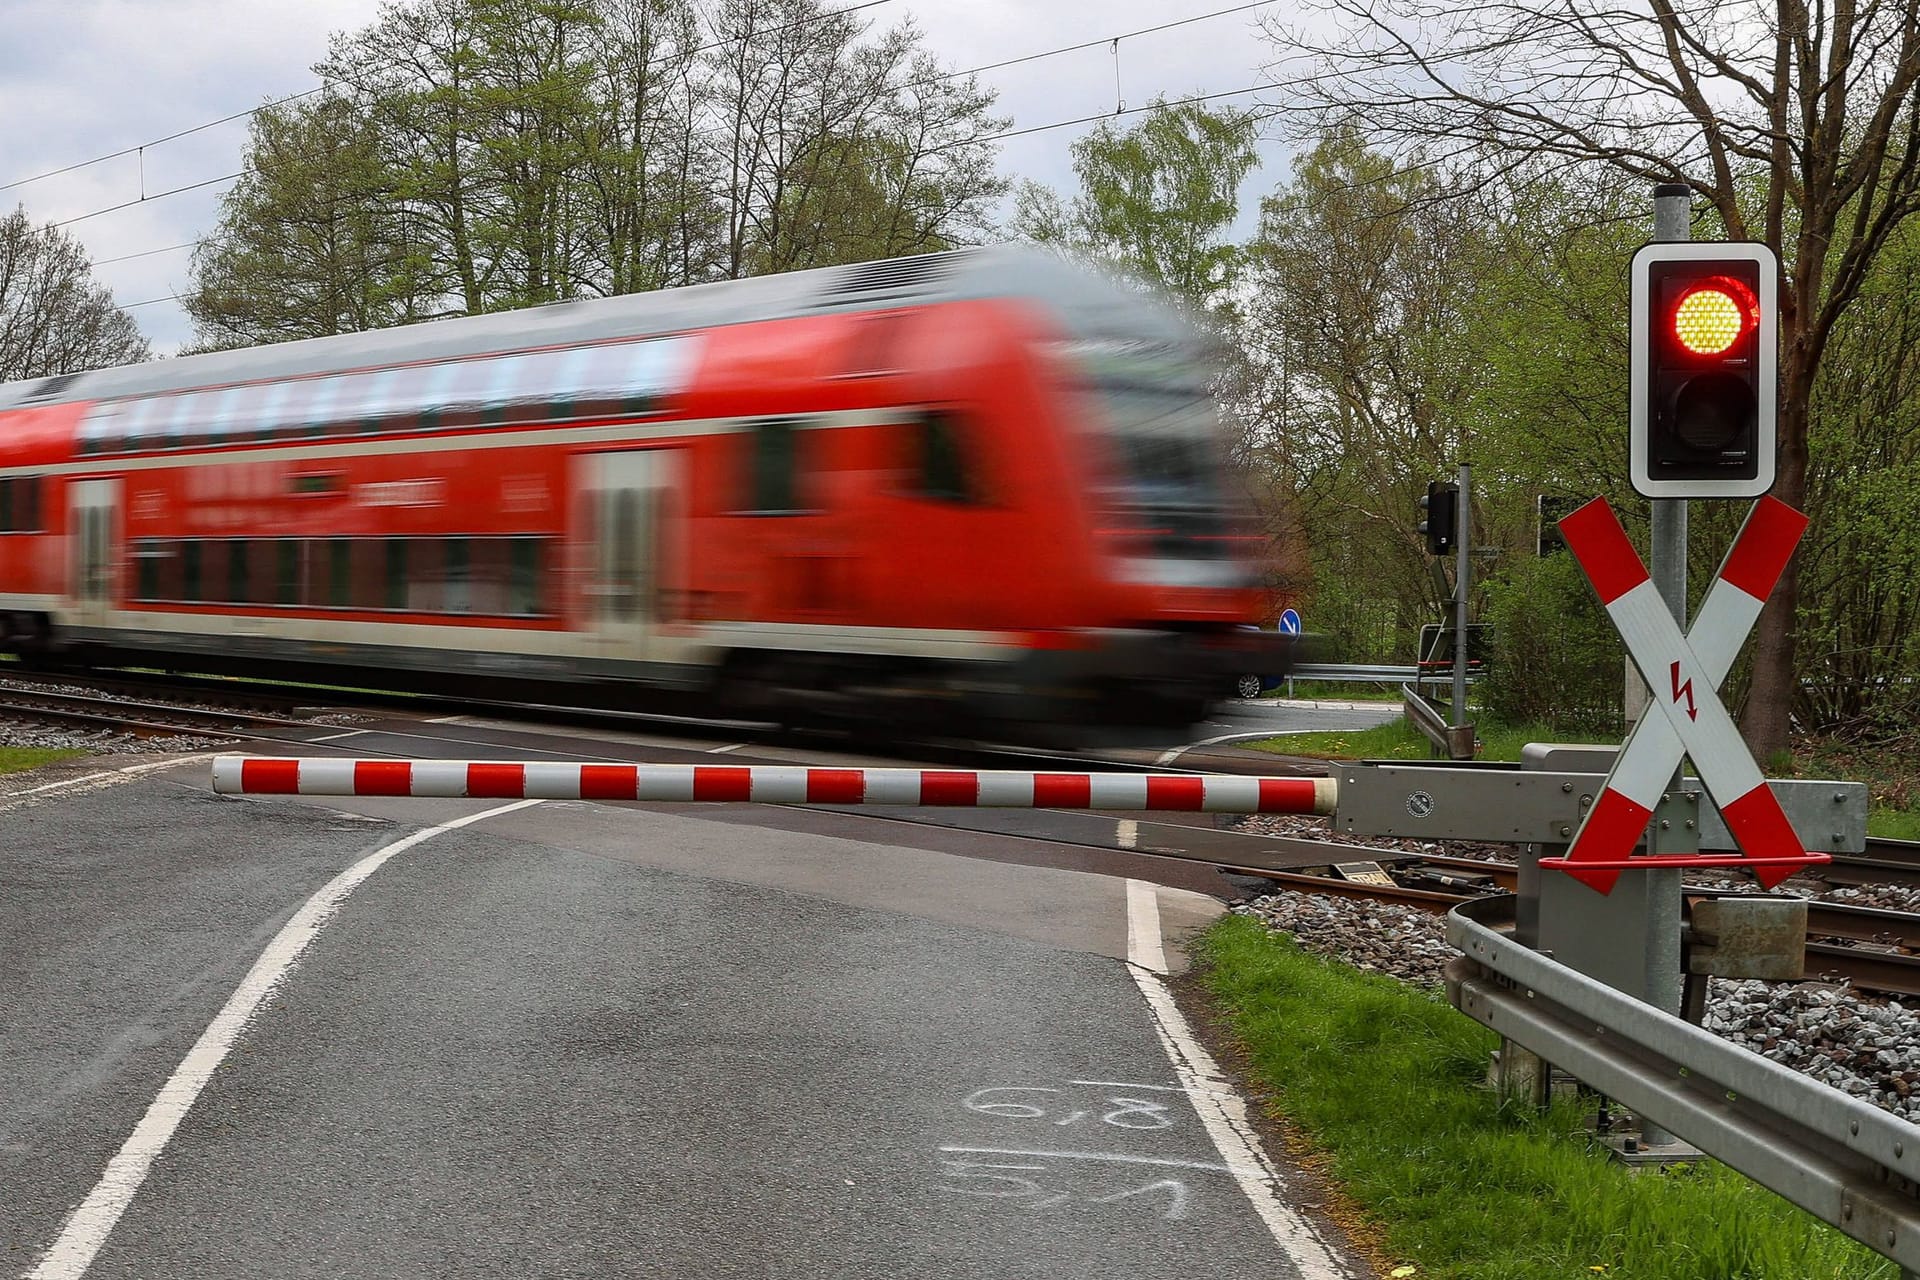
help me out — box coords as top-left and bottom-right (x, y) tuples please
(133, 540), (157, 601)
(508, 538), (543, 615)
(222, 383), (271, 444)
(384, 540), (408, 610)
(744, 418), (804, 514)
(328, 539), (352, 607)
(20, 477), (38, 531)
(151, 540), (184, 602)
(444, 537), (470, 614)
(182, 541), (203, 602)
(911, 410), (976, 504)
(466, 538), (508, 614)
(228, 539), (255, 604)
(275, 539), (300, 606)
(0, 479), (12, 531)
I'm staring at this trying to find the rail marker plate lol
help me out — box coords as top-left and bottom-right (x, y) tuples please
(1557, 496), (1816, 893)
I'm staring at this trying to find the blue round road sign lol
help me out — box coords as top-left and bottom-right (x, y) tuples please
(1278, 609), (1302, 635)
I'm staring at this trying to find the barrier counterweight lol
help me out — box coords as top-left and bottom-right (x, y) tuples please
(210, 757), (1336, 814)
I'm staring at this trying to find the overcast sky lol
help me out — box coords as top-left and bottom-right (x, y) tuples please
(0, 0), (1293, 355)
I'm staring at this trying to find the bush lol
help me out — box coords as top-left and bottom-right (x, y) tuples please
(1481, 553), (1624, 734)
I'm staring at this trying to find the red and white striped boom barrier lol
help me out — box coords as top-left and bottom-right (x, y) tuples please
(211, 756), (1338, 815)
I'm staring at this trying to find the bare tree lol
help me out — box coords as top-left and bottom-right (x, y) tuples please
(0, 207), (149, 381)
(1264, 0), (1920, 759)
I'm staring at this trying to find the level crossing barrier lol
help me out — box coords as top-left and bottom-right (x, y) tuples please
(210, 756), (1339, 814)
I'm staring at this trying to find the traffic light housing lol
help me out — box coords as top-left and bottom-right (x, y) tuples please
(1629, 241), (1778, 498)
(1419, 481), (1458, 556)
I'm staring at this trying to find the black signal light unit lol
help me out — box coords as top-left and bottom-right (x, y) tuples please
(1419, 480), (1458, 556)
(1629, 241), (1778, 498)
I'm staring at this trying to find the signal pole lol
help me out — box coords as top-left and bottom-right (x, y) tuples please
(1452, 462), (1470, 726)
(1638, 181), (1692, 1147)
(1650, 183), (1691, 631)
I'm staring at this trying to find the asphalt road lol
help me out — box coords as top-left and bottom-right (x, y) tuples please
(0, 729), (1375, 1280)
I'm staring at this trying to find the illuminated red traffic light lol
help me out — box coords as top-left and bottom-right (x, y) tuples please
(1628, 241), (1778, 498)
(1671, 278), (1756, 355)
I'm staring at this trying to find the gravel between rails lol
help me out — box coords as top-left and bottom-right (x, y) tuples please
(1228, 813), (1920, 1124)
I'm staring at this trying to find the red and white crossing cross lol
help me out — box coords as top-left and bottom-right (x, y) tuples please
(1557, 496), (1811, 893)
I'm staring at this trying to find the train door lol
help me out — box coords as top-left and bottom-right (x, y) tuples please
(579, 450), (680, 662)
(67, 478), (120, 629)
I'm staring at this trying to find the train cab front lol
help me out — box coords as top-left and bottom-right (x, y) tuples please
(1040, 333), (1295, 725)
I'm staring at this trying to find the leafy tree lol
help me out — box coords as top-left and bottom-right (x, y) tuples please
(1240, 131), (1505, 645)
(187, 0), (1006, 347)
(1263, 0), (1920, 759)
(185, 95), (426, 348)
(0, 207), (149, 380)
(1013, 98), (1259, 319)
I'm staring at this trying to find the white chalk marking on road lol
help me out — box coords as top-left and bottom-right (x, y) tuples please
(1125, 879), (1167, 975)
(25, 797), (543, 1280)
(306, 729), (369, 742)
(1116, 818), (1139, 849)
(935, 1146), (1243, 1175)
(1068, 1080), (1193, 1092)
(1128, 966), (1360, 1278)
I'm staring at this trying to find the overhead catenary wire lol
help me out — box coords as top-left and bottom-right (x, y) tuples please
(47, 0), (1276, 252)
(2, 0), (902, 199)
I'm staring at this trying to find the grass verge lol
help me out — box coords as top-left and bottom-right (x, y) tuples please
(1199, 914), (1897, 1279)
(0, 747), (88, 775)
(1246, 717), (1920, 839)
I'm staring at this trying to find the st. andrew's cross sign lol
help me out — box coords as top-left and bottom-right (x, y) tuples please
(1546, 495), (1829, 893)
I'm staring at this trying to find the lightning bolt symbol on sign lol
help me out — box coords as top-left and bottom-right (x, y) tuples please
(1670, 660), (1699, 721)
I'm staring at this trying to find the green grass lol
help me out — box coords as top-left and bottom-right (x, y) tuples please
(0, 747), (88, 775)
(1199, 915), (1897, 1279)
(1869, 809), (1920, 841)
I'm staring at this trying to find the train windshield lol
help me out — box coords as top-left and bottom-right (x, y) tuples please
(1069, 344), (1238, 563)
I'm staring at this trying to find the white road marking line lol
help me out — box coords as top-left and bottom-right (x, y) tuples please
(1129, 963), (1359, 1279)
(1152, 731), (1295, 767)
(0, 754), (216, 810)
(1125, 879), (1167, 975)
(1116, 818), (1139, 849)
(705, 743), (745, 754)
(4, 770), (115, 797)
(306, 729), (369, 742)
(25, 797), (543, 1280)
(424, 715), (469, 725)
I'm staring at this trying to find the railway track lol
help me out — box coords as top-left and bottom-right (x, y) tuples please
(1209, 838), (1920, 998)
(0, 679), (328, 739)
(4, 668), (1913, 998)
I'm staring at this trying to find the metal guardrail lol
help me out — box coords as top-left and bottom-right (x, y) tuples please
(1446, 896), (1920, 1275)
(1400, 683), (1475, 760)
(1291, 663), (1420, 682)
(1291, 663), (1482, 684)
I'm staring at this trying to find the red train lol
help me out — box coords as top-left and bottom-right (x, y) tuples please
(0, 248), (1284, 733)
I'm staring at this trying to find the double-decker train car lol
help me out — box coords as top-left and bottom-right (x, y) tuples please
(0, 247), (1285, 733)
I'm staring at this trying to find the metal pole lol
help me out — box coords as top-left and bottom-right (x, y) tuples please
(1452, 462), (1470, 727)
(1636, 180), (1692, 1147)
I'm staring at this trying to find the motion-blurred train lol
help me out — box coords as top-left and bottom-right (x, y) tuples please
(0, 247), (1286, 733)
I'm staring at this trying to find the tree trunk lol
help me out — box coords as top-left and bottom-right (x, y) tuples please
(1740, 348), (1813, 765)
